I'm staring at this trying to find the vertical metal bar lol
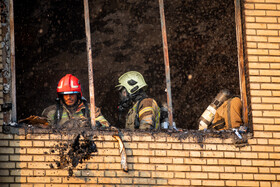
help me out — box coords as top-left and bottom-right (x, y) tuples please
(83, 0), (96, 128)
(9, 0), (17, 122)
(159, 0), (174, 129)
(235, 0), (248, 125)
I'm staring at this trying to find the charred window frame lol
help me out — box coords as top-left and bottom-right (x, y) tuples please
(3, 0), (250, 131)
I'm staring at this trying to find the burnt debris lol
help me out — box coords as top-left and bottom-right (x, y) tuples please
(50, 134), (97, 177)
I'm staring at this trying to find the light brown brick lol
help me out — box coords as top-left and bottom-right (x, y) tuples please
(269, 139), (280, 145)
(247, 49), (268, 55)
(132, 149), (154, 156)
(254, 174), (276, 180)
(26, 177), (51, 183)
(10, 155), (32, 161)
(257, 30), (278, 36)
(206, 159), (218, 165)
(133, 178), (155, 184)
(168, 179), (190, 186)
(168, 165), (190, 172)
(247, 42), (257, 48)
(191, 165), (201, 171)
(249, 63), (270, 69)
(259, 167), (270, 173)
(250, 90), (272, 96)
(272, 182), (280, 187)
(252, 104), (273, 109)
(173, 158), (184, 164)
(247, 23), (267, 29)
(253, 160), (274, 166)
(150, 157), (172, 164)
(273, 91), (280, 96)
(202, 166), (224, 172)
(224, 166), (235, 173)
(46, 170), (68, 176)
(203, 180), (224, 186)
(256, 17), (278, 23)
(250, 76), (271, 82)
(248, 56), (259, 62)
(149, 143), (171, 149)
(191, 180), (202, 186)
(271, 168), (280, 173)
(257, 139), (268, 144)
(241, 159), (252, 166)
(246, 35), (268, 42)
(98, 149), (119, 156)
(246, 29), (256, 35)
(167, 150), (189, 157)
(259, 42), (279, 49)
(201, 151), (223, 158)
(268, 37), (280, 43)
(9, 141), (32, 147)
(219, 159), (240, 166)
(139, 171), (151, 178)
(28, 162), (50, 169)
(226, 181), (237, 186)
(245, 10), (266, 16)
(152, 171), (173, 178)
(262, 83), (280, 89)
(137, 143), (149, 149)
(220, 173), (242, 180)
(245, 174), (255, 181)
(267, 11), (280, 16)
(264, 124), (280, 131)
(251, 97), (261, 103)
(134, 164), (155, 171)
(270, 50), (280, 56)
(156, 179), (168, 185)
(236, 152), (258, 159)
(245, 16), (255, 22)
(254, 131), (272, 138)
(252, 145), (274, 152)
(104, 171), (116, 177)
(262, 97), (280, 103)
(155, 165), (167, 171)
(236, 166), (258, 173)
(208, 173), (219, 179)
(252, 117), (274, 124)
(33, 155), (45, 161)
(138, 157), (149, 163)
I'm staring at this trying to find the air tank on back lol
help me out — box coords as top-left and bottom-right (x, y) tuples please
(198, 89), (231, 130)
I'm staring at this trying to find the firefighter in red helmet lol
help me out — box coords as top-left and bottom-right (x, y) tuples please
(42, 74), (110, 129)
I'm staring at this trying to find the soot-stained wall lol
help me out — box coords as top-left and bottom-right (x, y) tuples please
(14, 0), (239, 129)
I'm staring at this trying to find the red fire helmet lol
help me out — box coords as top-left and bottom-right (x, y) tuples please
(57, 74), (82, 96)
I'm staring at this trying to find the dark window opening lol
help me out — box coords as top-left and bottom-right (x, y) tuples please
(10, 0), (248, 130)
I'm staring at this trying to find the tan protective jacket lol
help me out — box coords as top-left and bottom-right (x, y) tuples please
(125, 98), (160, 130)
(211, 97), (242, 130)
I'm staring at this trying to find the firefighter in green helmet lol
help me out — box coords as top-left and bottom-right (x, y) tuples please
(116, 71), (160, 130)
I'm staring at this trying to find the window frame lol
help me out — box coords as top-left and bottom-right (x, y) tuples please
(5, 0), (249, 131)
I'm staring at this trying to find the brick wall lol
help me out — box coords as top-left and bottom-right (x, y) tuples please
(0, 0), (280, 186)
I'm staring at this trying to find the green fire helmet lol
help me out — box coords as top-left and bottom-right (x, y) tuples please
(116, 71), (148, 94)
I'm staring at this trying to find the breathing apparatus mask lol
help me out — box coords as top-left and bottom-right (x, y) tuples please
(117, 87), (132, 112)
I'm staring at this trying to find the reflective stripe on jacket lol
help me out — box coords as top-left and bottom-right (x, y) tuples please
(125, 98), (160, 130)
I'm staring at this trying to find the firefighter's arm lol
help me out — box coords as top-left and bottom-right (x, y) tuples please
(94, 107), (110, 128)
(138, 99), (160, 130)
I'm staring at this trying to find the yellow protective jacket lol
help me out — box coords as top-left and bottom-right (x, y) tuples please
(210, 97), (242, 130)
(42, 100), (109, 128)
(125, 98), (160, 130)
